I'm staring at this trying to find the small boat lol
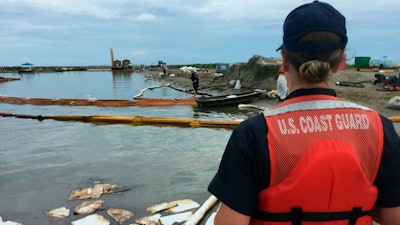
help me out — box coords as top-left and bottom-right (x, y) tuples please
(18, 62), (34, 73)
(0, 77), (21, 82)
(18, 68), (34, 73)
(196, 91), (261, 108)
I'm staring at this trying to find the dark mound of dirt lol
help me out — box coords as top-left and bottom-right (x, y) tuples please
(223, 55), (281, 90)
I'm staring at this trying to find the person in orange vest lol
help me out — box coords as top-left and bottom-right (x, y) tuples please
(208, 1), (400, 225)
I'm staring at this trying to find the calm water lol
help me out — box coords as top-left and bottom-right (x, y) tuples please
(0, 71), (258, 225)
(1, 71), (399, 225)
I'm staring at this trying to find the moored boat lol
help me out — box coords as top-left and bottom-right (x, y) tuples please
(0, 77), (21, 82)
(195, 91), (261, 108)
(18, 62), (34, 73)
(18, 68), (34, 73)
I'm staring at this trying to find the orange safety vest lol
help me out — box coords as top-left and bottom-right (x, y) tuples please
(250, 94), (383, 225)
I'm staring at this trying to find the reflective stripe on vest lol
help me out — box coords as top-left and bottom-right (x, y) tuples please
(250, 95), (383, 225)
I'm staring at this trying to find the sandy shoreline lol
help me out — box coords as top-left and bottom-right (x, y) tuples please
(153, 67), (400, 118)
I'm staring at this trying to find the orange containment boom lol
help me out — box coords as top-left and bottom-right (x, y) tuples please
(389, 115), (400, 122)
(0, 96), (198, 107)
(0, 112), (241, 129)
(2, 111), (400, 129)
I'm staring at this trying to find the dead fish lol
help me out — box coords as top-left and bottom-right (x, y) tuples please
(74, 200), (104, 215)
(71, 214), (110, 225)
(44, 206), (70, 219)
(106, 208), (134, 224)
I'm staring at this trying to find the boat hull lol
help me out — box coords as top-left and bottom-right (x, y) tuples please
(196, 91), (261, 108)
(18, 70), (34, 73)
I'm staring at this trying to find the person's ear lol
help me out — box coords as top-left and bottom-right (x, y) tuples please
(280, 51), (289, 72)
(332, 53), (345, 73)
(332, 64), (340, 73)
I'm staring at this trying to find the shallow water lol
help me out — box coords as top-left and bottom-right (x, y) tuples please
(0, 118), (231, 224)
(2, 71), (189, 99)
(1, 71), (398, 225)
(0, 71), (258, 225)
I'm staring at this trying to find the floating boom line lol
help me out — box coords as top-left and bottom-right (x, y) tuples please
(0, 96), (197, 107)
(0, 112), (242, 129)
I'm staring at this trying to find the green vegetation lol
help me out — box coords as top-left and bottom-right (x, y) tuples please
(345, 64), (355, 70)
(0, 66), (93, 73)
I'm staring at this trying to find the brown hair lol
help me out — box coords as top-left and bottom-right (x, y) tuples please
(283, 31), (345, 83)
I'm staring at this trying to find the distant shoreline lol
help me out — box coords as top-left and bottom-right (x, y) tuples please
(0, 63), (218, 73)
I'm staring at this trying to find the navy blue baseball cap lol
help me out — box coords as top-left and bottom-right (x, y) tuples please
(277, 1), (348, 52)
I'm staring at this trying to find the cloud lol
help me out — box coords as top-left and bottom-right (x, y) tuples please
(1, 0), (118, 19)
(194, 0), (287, 21)
(134, 14), (156, 21)
(0, 0), (399, 66)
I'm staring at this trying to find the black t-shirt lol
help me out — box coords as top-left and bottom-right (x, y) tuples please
(208, 88), (400, 216)
(191, 73), (199, 83)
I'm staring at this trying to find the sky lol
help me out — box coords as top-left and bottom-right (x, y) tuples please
(1, 0), (399, 67)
